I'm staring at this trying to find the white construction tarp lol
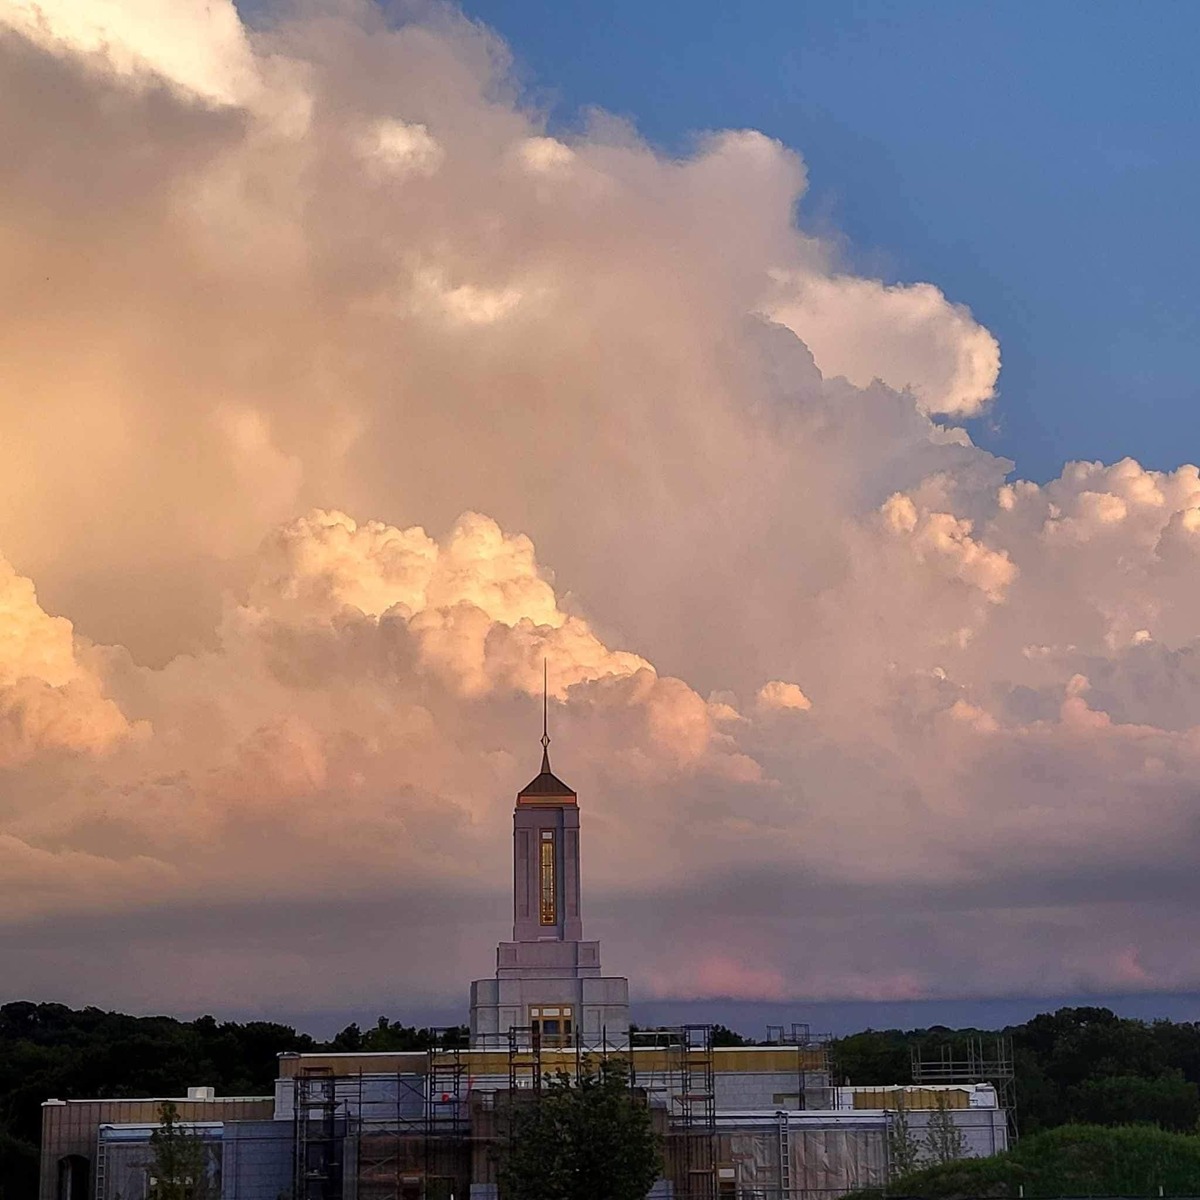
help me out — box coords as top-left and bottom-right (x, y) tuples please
(791, 1127), (887, 1198)
(727, 1125), (888, 1199)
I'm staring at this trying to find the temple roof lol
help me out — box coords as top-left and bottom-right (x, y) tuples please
(517, 747), (577, 801)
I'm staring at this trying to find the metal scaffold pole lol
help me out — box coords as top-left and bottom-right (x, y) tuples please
(294, 1069), (340, 1200)
(911, 1034), (1018, 1140)
(423, 1028), (467, 1200)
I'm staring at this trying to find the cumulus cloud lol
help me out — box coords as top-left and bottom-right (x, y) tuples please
(0, 555), (131, 765)
(0, 0), (259, 105)
(358, 118), (444, 176)
(2, 0), (1200, 1017)
(766, 274), (1001, 416)
(756, 681), (812, 712)
(880, 493), (1017, 603)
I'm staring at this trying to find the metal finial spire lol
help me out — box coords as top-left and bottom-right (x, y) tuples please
(540, 658), (551, 771)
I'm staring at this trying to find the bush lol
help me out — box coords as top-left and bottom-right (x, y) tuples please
(845, 1123), (1200, 1200)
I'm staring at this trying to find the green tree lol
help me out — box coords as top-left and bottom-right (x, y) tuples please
(499, 1058), (662, 1200)
(148, 1103), (214, 1200)
(1068, 1071), (1200, 1131)
(832, 1031), (912, 1086)
(886, 1093), (922, 1180)
(329, 1017), (470, 1052)
(923, 1092), (967, 1166)
(710, 1024), (749, 1048)
(843, 1123), (1200, 1200)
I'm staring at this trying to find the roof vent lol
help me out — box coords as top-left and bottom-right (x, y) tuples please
(187, 1087), (215, 1101)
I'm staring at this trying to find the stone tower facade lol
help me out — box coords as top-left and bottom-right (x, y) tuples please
(468, 739), (630, 1046)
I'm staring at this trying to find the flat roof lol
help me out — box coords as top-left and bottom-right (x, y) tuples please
(277, 1045), (828, 1077)
(43, 1096), (269, 1106)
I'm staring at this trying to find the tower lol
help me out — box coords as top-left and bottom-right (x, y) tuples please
(468, 681), (630, 1047)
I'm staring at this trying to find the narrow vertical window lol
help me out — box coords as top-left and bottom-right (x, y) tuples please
(539, 830), (556, 925)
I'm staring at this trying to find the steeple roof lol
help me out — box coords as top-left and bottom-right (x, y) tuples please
(518, 746), (577, 800)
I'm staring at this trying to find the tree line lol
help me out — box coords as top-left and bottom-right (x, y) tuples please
(834, 1005), (1200, 1133)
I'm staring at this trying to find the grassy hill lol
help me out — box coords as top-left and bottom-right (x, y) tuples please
(845, 1124), (1200, 1199)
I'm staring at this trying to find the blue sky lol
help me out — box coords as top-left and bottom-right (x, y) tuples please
(462, 0), (1200, 483)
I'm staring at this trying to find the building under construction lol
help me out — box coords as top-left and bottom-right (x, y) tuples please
(40, 730), (1009, 1200)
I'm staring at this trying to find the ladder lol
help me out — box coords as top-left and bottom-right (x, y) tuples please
(778, 1111), (791, 1200)
(93, 1132), (108, 1200)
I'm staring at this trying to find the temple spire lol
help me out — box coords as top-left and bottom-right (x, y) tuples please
(517, 658), (575, 801)
(540, 658), (551, 773)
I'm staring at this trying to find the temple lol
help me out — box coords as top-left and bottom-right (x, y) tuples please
(468, 719), (630, 1045)
(37, 695), (1012, 1200)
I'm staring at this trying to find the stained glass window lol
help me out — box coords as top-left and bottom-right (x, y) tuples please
(539, 830), (556, 925)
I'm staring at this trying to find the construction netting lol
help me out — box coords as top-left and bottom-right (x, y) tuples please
(718, 1126), (887, 1200)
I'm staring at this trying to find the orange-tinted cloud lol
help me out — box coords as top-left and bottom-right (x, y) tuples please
(3, 0), (1200, 1015)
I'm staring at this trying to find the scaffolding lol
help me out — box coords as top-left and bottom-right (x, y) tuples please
(632, 1025), (716, 1200)
(347, 1032), (471, 1200)
(459, 1024), (545, 1194)
(766, 1023), (834, 1111)
(506, 1025), (543, 1097)
(911, 1035), (1017, 1139)
(294, 1069), (341, 1200)
(424, 1030), (467, 1200)
(574, 1023), (622, 1070)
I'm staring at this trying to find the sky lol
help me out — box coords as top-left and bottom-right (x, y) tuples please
(460, 0), (1200, 485)
(3, 0), (1200, 1035)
